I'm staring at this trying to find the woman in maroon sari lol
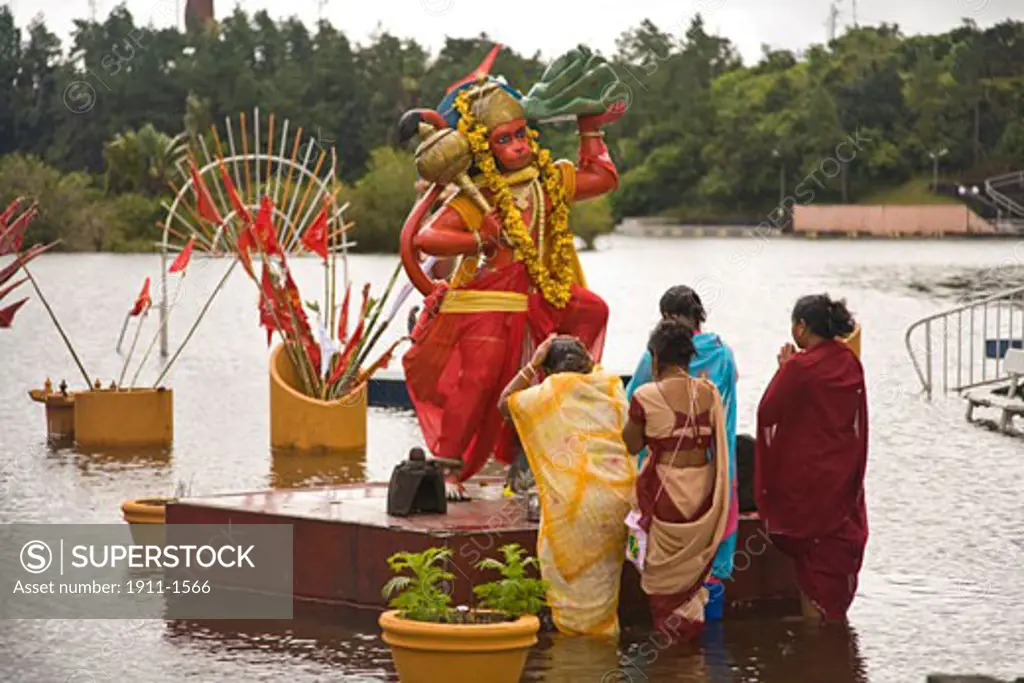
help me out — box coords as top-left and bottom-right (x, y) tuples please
(756, 294), (868, 623)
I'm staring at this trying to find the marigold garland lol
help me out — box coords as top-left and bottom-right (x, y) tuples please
(454, 89), (575, 308)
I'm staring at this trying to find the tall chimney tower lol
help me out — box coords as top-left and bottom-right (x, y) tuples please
(185, 0), (215, 32)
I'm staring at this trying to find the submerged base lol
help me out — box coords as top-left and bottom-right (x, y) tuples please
(29, 388), (77, 441)
(166, 480), (800, 622)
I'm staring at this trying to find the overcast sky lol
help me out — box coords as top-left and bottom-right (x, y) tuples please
(7, 0), (1023, 64)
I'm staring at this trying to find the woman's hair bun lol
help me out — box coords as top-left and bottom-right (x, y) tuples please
(793, 294), (856, 339)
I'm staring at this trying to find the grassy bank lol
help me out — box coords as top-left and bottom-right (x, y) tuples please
(859, 177), (960, 205)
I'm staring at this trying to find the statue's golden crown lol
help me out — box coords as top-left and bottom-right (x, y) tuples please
(465, 80), (525, 131)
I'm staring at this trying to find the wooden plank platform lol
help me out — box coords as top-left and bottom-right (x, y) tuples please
(166, 480), (800, 623)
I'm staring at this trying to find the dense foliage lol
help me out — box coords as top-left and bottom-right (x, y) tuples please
(1, 5), (1022, 250)
(382, 547), (455, 623)
(473, 543), (549, 619)
(381, 544), (547, 623)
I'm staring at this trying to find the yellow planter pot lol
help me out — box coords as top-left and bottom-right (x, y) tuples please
(379, 610), (539, 683)
(74, 388), (173, 448)
(269, 344), (367, 452)
(121, 497), (170, 547)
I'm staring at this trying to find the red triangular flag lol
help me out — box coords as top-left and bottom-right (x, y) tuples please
(218, 165), (251, 224)
(0, 297), (28, 328)
(0, 276), (27, 303)
(0, 197), (26, 225)
(252, 196), (282, 255)
(0, 224), (19, 256)
(0, 204), (38, 256)
(258, 265), (287, 343)
(189, 161), (222, 224)
(300, 203), (329, 262)
(0, 241), (56, 288)
(336, 282), (352, 344)
(236, 227), (255, 279)
(357, 337), (405, 382)
(129, 277), (152, 316)
(446, 44), (503, 94)
(169, 236), (195, 274)
(215, 165), (257, 277)
(328, 283), (370, 385)
(281, 267), (320, 370)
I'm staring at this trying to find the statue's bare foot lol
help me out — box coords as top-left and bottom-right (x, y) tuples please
(445, 479), (470, 502)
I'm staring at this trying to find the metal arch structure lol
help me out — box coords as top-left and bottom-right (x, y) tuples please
(159, 107), (354, 356)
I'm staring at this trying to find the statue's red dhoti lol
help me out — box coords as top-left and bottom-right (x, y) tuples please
(399, 46), (625, 484)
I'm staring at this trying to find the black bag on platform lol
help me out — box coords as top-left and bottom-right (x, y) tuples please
(387, 448), (447, 516)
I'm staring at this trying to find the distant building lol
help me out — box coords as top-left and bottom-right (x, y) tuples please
(185, 0), (215, 32)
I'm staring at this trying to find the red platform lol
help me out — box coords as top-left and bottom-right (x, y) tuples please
(166, 480), (799, 622)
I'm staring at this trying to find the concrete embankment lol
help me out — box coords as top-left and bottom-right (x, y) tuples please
(927, 676), (1024, 682)
(616, 217), (778, 238)
(793, 204), (999, 237)
(618, 206), (1024, 239)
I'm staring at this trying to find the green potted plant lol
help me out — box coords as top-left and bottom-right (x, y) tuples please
(378, 544), (548, 683)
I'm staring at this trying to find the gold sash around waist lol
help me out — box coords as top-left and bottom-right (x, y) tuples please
(439, 289), (529, 314)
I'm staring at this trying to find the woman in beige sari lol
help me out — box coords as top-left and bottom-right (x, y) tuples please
(622, 319), (731, 640)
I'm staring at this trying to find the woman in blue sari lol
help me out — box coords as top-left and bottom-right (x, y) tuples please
(625, 285), (739, 582)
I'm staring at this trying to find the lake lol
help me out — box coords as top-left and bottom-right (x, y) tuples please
(1, 234), (1022, 682)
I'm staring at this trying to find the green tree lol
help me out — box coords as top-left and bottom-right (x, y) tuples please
(339, 146), (416, 252)
(0, 153), (158, 251)
(102, 124), (188, 196)
(570, 195), (615, 250)
(2, 5), (1024, 248)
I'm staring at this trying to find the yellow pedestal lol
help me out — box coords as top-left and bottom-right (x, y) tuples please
(29, 389), (76, 441)
(45, 400), (76, 440)
(74, 388), (174, 447)
(840, 324), (862, 359)
(269, 344), (368, 452)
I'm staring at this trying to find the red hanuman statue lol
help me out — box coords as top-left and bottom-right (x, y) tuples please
(399, 46), (625, 492)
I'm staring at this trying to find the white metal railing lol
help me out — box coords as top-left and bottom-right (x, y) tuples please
(985, 171), (1024, 219)
(906, 285), (1024, 397)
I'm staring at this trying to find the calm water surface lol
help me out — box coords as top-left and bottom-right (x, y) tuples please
(1, 235), (1022, 682)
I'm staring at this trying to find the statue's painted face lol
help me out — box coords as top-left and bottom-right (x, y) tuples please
(488, 119), (533, 172)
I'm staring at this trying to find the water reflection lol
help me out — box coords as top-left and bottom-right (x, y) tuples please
(5, 244), (1024, 681)
(525, 633), (623, 682)
(724, 619), (867, 683)
(69, 445), (173, 473)
(522, 618), (865, 683)
(43, 434), (75, 450)
(269, 447), (367, 489)
(701, 623), (737, 682)
(164, 608), (396, 679)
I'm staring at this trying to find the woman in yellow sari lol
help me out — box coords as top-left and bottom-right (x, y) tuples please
(499, 335), (636, 637)
(621, 319), (731, 640)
